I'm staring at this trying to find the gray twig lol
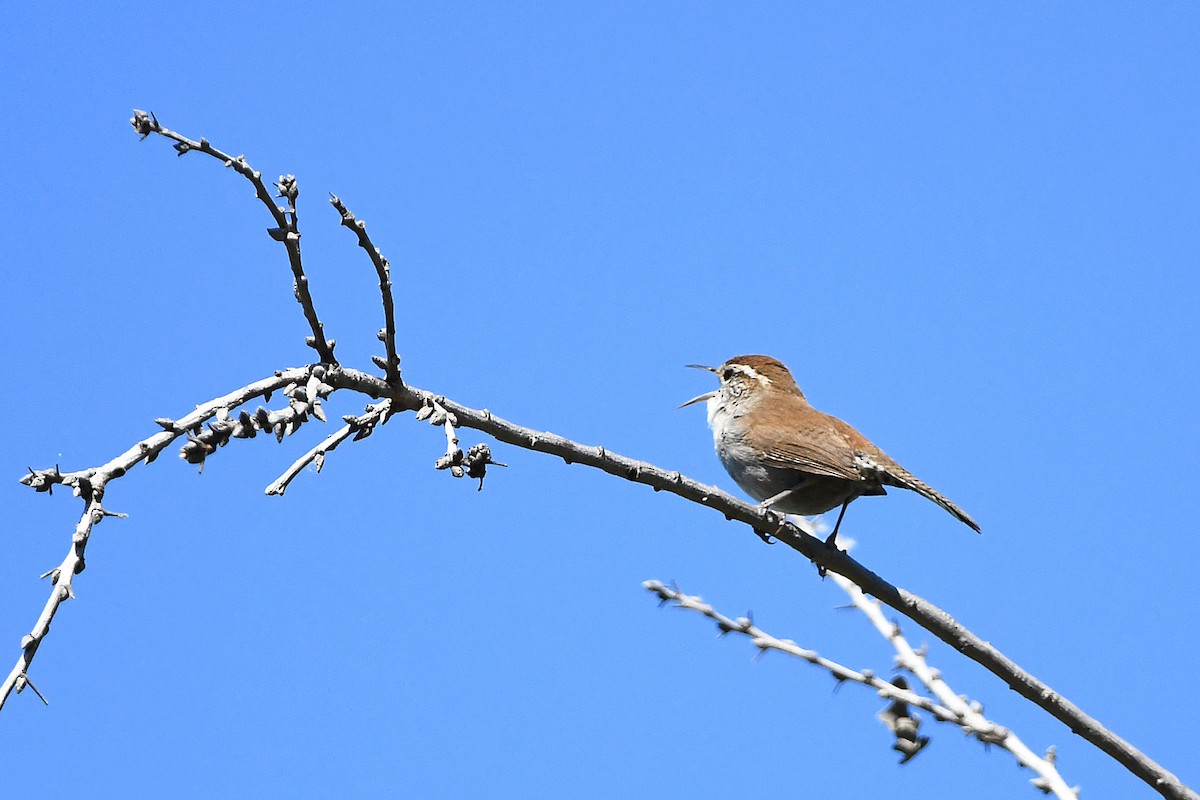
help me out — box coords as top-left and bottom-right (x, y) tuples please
(644, 580), (959, 719)
(646, 577), (1077, 796)
(265, 399), (393, 495)
(827, 567), (1078, 797)
(6, 367), (310, 709)
(329, 194), (402, 385)
(129, 110), (337, 364)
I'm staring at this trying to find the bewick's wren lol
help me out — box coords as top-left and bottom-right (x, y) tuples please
(681, 354), (979, 544)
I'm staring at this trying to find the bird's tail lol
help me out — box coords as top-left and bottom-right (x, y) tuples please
(881, 465), (980, 533)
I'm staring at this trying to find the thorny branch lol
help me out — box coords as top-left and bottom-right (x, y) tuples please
(265, 399), (394, 496)
(417, 396), (506, 489)
(6, 367), (312, 708)
(330, 194), (402, 385)
(6, 111), (1192, 800)
(644, 576), (1077, 798)
(644, 580), (959, 725)
(826, 569), (1077, 797)
(129, 109), (336, 364)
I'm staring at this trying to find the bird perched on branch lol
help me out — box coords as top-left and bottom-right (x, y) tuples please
(681, 354), (978, 545)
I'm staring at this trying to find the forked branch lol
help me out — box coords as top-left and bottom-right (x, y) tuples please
(130, 110), (337, 364)
(330, 194), (402, 385)
(644, 579), (1077, 798)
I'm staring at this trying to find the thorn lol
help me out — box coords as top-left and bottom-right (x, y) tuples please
(20, 674), (49, 706)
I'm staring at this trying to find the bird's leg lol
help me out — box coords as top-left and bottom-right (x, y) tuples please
(758, 482), (806, 510)
(825, 501), (850, 548)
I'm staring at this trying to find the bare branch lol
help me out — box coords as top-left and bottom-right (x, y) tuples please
(265, 399), (393, 495)
(420, 399), (464, 477)
(416, 396), (504, 486)
(178, 366), (336, 471)
(329, 194), (401, 385)
(129, 110), (337, 364)
(648, 577), (1078, 797)
(827, 570), (1079, 798)
(5, 367), (310, 710)
(644, 580), (959, 719)
(4, 493), (101, 711)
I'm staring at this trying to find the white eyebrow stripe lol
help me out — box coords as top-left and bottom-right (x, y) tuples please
(731, 365), (771, 385)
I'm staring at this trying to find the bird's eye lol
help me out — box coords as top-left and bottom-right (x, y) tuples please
(722, 368), (735, 381)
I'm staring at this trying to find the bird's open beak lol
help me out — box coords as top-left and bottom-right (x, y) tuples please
(679, 364), (718, 409)
(678, 391), (716, 409)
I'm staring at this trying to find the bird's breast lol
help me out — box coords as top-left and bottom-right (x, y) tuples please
(706, 397), (869, 515)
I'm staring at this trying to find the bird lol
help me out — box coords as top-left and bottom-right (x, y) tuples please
(680, 354), (979, 545)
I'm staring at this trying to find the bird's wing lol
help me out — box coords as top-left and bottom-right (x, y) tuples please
(748, 401), (865, 481)
(831, 417), (982, 532)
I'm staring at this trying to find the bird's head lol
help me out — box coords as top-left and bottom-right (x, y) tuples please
(679, 354), (805, 411)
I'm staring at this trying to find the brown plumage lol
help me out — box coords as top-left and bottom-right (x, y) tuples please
(681, 354), (979, 543)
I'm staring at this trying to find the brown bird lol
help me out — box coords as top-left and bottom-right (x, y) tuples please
(680, 354), (979, 545)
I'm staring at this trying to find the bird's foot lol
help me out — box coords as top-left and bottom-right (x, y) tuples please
(816, 529), (843, 578)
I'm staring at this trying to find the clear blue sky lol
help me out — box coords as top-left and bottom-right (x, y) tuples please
(2, 4), (1197, 798)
